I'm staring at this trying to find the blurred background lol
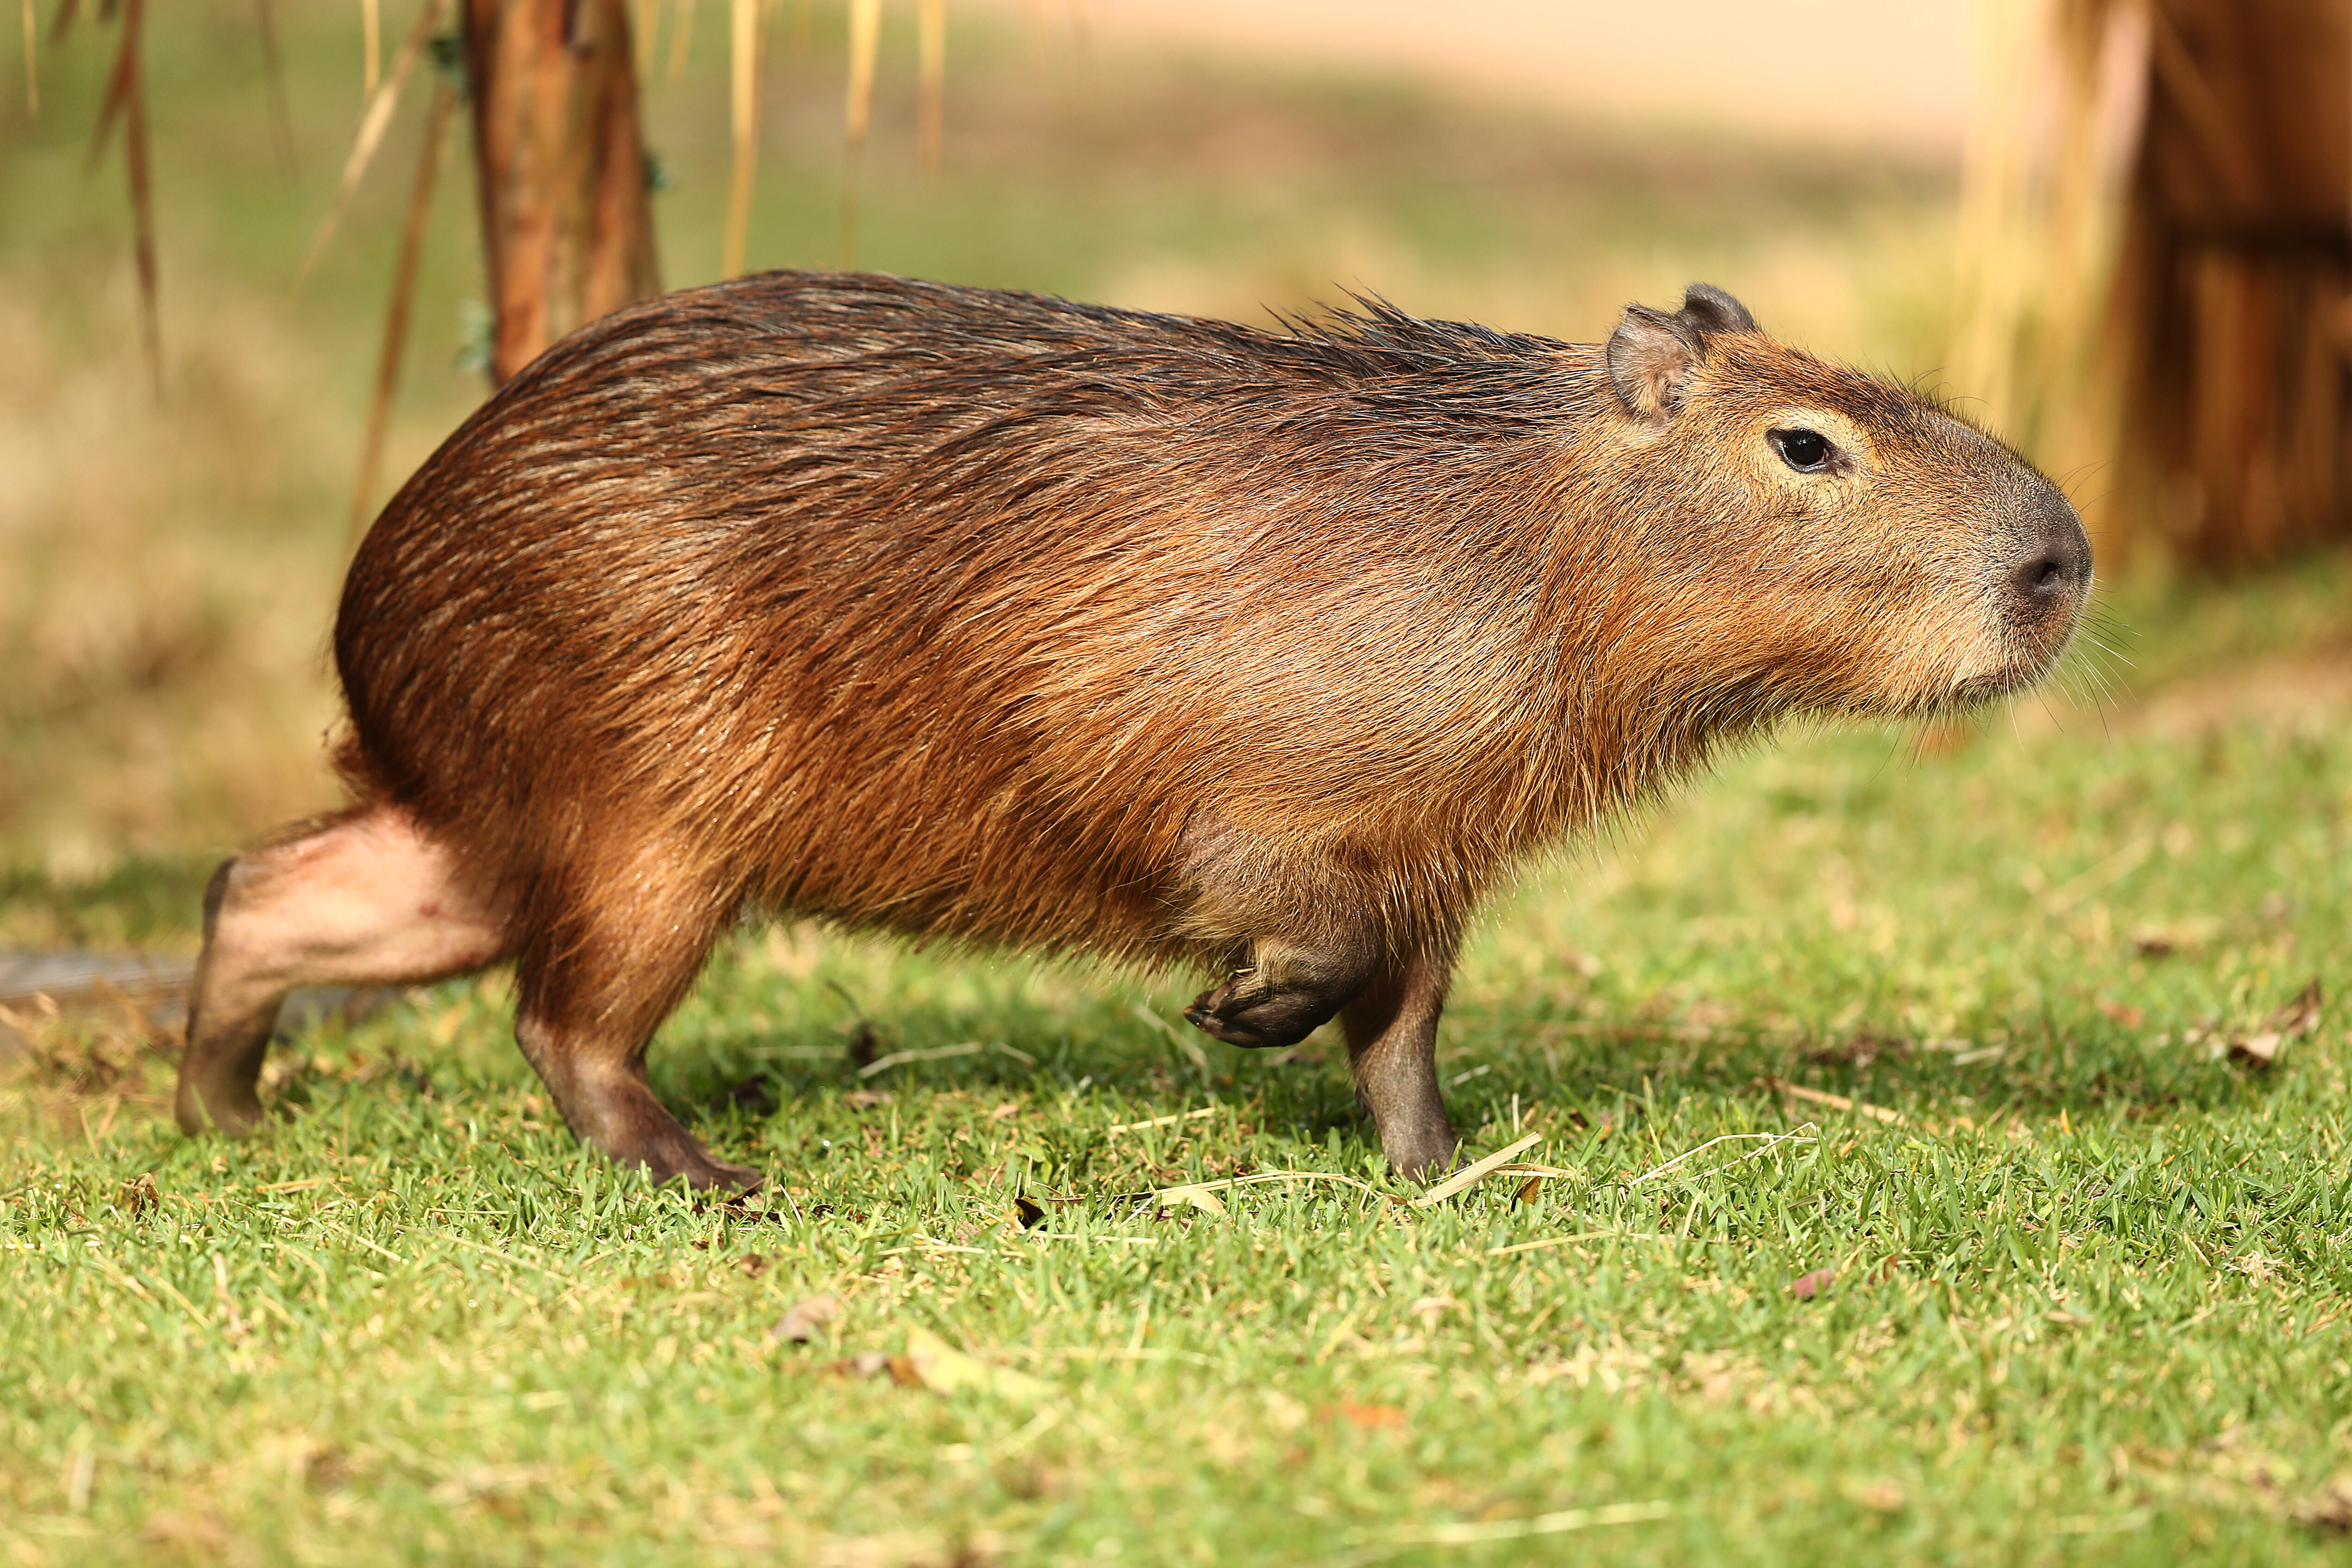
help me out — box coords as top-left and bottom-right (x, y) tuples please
(0, 0), (2346, 914)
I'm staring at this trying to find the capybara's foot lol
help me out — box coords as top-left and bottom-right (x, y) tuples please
(1380, 1116), (1461, 1184)
(174, 1059), (266, 1138)
(676, 1154), (765, 1195)
(1184, 936), (1376, 1048)
(529, 1047), (765, 1194)
(1184, 968), (1336, 1048)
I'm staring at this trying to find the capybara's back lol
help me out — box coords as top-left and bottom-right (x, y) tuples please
(181, 272), (2091, 1189)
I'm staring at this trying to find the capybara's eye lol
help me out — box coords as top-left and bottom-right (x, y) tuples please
(1769, 428), (1834, 472)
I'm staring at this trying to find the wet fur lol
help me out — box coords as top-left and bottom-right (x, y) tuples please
(181, 271), (2089, 1188)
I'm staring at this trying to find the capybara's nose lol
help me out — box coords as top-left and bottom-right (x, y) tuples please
(2007, 496), (2091, 610)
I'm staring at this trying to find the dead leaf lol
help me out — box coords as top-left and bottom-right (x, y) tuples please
(901, 1327), (1050, 1403)
(738, 1252), (770, 1279)
(1158, 1185), (1226, 1217)
(2095, 999), (2144, 1028)
(2294, 1474), (2352, 1534)
(1320, 1402), (1407, 1431)
(773, 1294), (842, 1344)
(2270, 978), (2323, 1039)
(1805, 1032), (1913, 1069)
(2229, 980), (2322, 1070)
(1850, 1477), (1907, 1512)
(1513, 1176), (1544, 1206)
(2230, 1033), (2285, 1069)
(1765, 1077), (1905, 1126)
(118, 1172), (158, 1217)
(844, 1089), (894, 1111)
(1012, 1197), (1046, 1229)
(988, 1101), (1020, 1121)
(824, 1350), (891, 1379)
(1788, 1267), (1837, 1299)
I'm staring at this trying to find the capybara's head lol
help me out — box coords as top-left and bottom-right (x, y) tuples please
(1586, 284), (2091, 719)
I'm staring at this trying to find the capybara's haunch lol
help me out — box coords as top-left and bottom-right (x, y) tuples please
(177, 272), (2090, 1188)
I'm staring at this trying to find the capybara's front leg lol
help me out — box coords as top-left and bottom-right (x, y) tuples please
(177, 805), (509, 1137)
(1184, 933), (1378, 1049)
(1340, 950), (1458, 1180)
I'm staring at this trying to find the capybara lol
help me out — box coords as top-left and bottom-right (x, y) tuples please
(176, 271), (2091, 1189)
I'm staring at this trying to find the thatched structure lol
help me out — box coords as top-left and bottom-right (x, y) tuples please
(1966, 0), (2352, 572)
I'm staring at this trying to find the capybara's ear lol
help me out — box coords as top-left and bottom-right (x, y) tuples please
(1605, 302), (1704, 426)
(1677, 282), (1759, 338)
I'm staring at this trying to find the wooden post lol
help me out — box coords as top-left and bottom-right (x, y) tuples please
(462, 0), (662, 388)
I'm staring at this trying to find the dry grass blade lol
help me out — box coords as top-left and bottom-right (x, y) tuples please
(253, 0), (296, 172)
(1765, 1077), (1905, 1125)
(351, 78), (454, 538)
(664, 0), (695, 83)
(362, 0), (382, 96)
(840, 0), (881, 264)
(1628, 1125), (1819, 1186)
(1104, 1105), (1216, 1136)
(1411, 1132), (1543, 1207)
(19, 0), (36, 117)
(853, 1041), (984, 1078)
(1398, 1500), (1674, 1544)
(1486, 1231), (1673, 1258)
(298, 0), (450, 288)
(85, 0), (158, 389)
(1150, 1170), (1390, 1209)
(721, 0), (759, 276)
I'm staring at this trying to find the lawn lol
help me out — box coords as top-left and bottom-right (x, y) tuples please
(4, 4), (2350, 1564)
(5, 558), (2349, 1565)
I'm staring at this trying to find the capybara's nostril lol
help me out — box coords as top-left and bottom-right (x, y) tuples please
(2017, 552), (2067, 597)
(2009, 506), (2091, 608)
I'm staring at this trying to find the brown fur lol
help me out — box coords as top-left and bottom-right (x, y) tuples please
(176, 271), (2090, 1188)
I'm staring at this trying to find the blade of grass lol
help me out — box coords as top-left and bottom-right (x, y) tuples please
(1411, 1132), (1542, 1207)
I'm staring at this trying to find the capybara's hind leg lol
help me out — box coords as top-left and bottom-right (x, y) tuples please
(512, 883), (757, 1194)
(1341, 949), (1459, 1180)
(176, 805), (510, 1137)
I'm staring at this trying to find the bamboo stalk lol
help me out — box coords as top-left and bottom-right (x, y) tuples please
(20, 0), (36, 118)
(87, 0), (159, 390)
(841, 0), (880, 265)
(352, 81), (454, 540)
(665, 0), (694, 83)
(254, 0), (296, 173)
(918, 0), (943, 176)
(298, 0), (450, 288)
(721, 0), (759, 276)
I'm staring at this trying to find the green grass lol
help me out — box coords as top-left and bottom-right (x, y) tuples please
(6, 566), (2350, 1565)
